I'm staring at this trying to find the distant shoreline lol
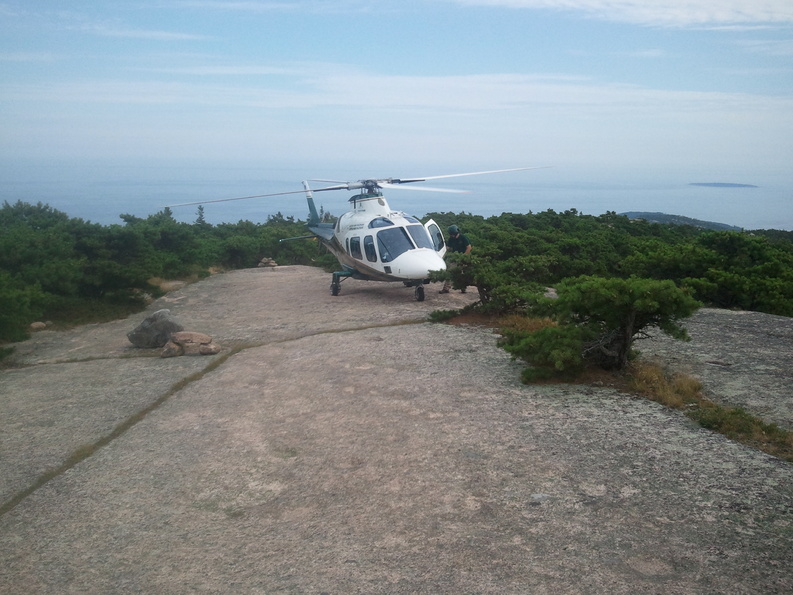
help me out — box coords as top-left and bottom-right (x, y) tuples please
(689, 182), (758, 188)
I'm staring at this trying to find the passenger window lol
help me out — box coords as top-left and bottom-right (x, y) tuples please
(350, 236), (362, 259)
(364, 235), (377, 262)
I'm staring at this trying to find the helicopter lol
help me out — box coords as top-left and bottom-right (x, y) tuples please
(169, 167), (547, 301)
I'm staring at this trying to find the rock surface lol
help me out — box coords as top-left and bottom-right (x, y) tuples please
(1, 266), (791, 594)
(641, 308), (793, 430)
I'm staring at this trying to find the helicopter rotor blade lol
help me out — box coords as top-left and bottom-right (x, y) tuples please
(166, 166), (549, 208)
(393, 166), (552, 185)
(166, 189), (313, 208)
(378, 182), (468, 193)
(313, 167), (549, 191)
(165, 183), (353, 208)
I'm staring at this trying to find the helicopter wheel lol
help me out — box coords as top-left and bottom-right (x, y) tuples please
(330, 278), (341, 296)
(414, 285), (425, 302)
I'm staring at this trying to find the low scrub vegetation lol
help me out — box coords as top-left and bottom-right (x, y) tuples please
(427, 209), (793, 317)
(0, 201), (337, 344)
(497, 276), (700, 378)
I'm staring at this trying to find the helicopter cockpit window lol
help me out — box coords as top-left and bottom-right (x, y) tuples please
(368, 217), (394, 228)
(350, 236), (362, 260)
(364, 235), (377, 262)
(376, 227), (413, 263)
(404, 216), (420, 224)
(406, 225), (434, 250)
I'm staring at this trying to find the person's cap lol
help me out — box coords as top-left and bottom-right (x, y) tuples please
(448, 225), (459, 234)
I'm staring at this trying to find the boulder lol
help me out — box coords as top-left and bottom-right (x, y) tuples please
(127, 309), (184, 348)
(258, 257), (278, 267)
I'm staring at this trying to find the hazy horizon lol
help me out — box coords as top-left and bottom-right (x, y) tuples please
(2, 1), (791, 230)
(3, 160), (787, 230)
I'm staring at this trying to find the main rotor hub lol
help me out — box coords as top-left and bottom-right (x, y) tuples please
(359, 180), (386, 193)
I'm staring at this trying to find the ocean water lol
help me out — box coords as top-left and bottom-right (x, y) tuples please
(2, 163), (791, 231)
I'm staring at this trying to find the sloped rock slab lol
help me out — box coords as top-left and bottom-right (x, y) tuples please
(640, 308), (793, 430)
(1, 267), (791, 593)
(1, 325), (791, 593)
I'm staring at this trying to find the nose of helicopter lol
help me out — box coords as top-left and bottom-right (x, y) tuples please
(394, 249), (447, 280)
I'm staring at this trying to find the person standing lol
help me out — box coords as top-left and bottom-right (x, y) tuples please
(439, 224), (472, 293)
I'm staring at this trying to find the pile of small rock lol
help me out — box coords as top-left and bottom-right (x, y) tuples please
(161, 331), (221, 357)
(127, 309), (220, 357)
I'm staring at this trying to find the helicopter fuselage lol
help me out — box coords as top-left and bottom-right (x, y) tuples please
(168, 167), (545, 300)
(307, 191), (447, 287)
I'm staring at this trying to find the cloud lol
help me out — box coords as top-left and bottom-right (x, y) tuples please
(135, 64), (314, 76)
(172, 0), (385, 14)
(6, 66), (790, 118)
(0, 5), (211, 42)
(448, 1), (793, 27)
(88, 26), (212, 41)
(737, 38), (793, 56)
(0, 52), (57, 62)
(621, 49), (666, 58)
(173, 1), (300, 12)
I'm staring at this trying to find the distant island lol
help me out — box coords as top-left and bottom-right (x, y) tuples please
(689, 182), (758, 188)
(620, 212), (742, 232)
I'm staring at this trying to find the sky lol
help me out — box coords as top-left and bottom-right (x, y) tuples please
(1, 0), (792, 228)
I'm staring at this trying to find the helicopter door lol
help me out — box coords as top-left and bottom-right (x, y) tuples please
(424, 220), (446, 257)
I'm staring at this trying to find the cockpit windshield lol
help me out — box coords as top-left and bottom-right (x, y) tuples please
(375, 225), (435, 262)
(376, 227), (413, 263)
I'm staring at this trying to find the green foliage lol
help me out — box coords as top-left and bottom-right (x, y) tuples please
(688, 402), (793, 460)
(0, 270), (45, 342)
(0, 200), (333, 342)
(553, 276), (700, 370)
(501, 276), (700, 378)
(3, 199), (793, 347)
(427, 210), (793, 318)
(690, 406), (779, 441)
(501, 324), (586, 381)
(220, 235), (262, 268)
(428, 309), (463, 322)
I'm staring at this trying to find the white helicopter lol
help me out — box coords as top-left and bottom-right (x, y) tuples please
(170, 167), (546, 301)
